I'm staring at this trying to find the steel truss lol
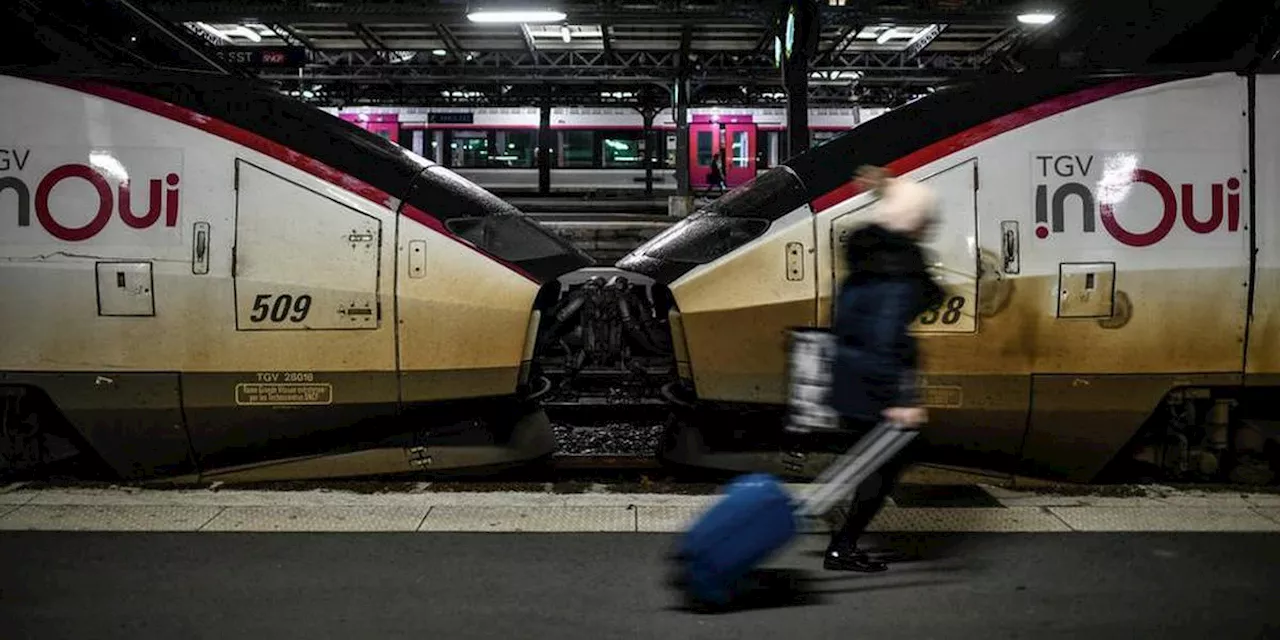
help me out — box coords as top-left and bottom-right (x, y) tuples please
(293, 79), (917, 109)
(150, 1), (1024, 27)
(260, 49), (981, 86)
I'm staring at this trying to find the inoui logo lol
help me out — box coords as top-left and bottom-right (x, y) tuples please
(0, 147), (183, 243)
(1032, 153), (1241, 248)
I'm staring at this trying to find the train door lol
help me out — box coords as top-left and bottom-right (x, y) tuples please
(689, 122), (720, 190)
(182, 158), (398, 471)
(723, 123), (756, 188)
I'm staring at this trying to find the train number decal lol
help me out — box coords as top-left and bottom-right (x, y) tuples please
(910, 292), (975, 334)
(249, 294), (312, 323)
(917, 295), (967, 326)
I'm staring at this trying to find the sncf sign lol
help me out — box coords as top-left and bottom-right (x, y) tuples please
(0, 147), (184, 244)
(1032, 153), (1242, 248)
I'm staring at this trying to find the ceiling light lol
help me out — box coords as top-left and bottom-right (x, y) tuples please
(432, 48), (448, 56)
(466, 10), (567, 23)
(1017, 12), (1056, 25)
(561, 25), (571, 42)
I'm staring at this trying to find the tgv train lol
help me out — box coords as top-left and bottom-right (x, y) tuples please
(328, 104), (884, 194)
(612, 67), (1280, 483)
(0, 0), (593, 481)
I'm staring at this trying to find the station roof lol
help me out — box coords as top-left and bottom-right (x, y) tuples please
(146, 0), (1076, 108)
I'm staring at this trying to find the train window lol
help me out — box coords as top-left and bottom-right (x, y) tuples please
(559, 131), (594, 168)
(601, 132), (643, 169)
(492, 130), (535, 168)
(703, 166), (809, 221)
(446, 216), (579, 262)
(451, 130), (489, 168)
(696, 131), (714, 165)
(731, 131), (750, 168)
(642, 217), (770, 264)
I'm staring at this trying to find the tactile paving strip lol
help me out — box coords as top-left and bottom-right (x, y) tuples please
(0, 505), (222, 531)
(201, 506), (430, 532)
(1048, 507), (1280, 532)
(866, 507), (1072, 532)
(418, 506), (635, 532)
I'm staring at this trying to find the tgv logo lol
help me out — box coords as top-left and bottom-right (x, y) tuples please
(1032, 153), (1241, 248)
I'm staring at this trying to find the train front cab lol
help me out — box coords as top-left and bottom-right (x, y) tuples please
(628, 70), (1280, 484)
(0, 0), (594, 483)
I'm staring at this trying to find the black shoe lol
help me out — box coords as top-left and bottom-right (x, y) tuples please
(823, 549), (888, 573)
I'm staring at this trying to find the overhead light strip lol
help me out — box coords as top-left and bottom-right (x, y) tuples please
(467, 10), (567, 24)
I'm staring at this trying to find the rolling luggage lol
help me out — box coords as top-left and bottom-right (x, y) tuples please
(669, 420), (918, 608)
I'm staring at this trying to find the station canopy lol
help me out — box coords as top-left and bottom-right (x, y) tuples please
(147, 0), (1075, 108)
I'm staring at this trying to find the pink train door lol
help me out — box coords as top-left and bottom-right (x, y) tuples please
(688, 114), (756, 190)
(688, 117), (721, 191)
(340, 112), (400, 142)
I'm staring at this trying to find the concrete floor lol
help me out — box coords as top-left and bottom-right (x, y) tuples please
(2, 531), (1278, 640)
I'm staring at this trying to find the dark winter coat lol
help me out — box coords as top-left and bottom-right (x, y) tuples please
(829, 223), (946, 423)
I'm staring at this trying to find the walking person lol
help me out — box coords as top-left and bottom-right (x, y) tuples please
(701, 150), (727, 197)
(822, 165), (945, 572)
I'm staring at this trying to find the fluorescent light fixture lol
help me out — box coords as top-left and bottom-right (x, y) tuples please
(466, 9), (567, 23)
(432, 48), (448, 56)
(1017, 12), (1056, 25)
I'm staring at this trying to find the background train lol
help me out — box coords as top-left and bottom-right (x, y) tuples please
(324, 104), (888, 194)
(591, 67), (1280, 485)
(0, 0), (593, 483)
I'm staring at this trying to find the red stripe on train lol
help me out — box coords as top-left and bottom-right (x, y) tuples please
(809, 77), (1164, 213)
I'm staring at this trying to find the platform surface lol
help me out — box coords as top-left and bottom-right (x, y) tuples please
(2, 528), (1278, 640)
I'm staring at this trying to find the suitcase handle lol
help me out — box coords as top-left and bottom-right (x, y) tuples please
(795, 420), (918, 518)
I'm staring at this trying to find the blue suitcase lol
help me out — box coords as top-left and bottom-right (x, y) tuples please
(669, 421), (918, 608)
(670, 473), (798, 607)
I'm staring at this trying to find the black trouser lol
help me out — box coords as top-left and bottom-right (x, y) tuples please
(826, 418), (916, 553)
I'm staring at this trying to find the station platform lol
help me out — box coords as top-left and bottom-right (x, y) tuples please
(2, 480), (1279, 639)
(3, 481), (1279, 533)
(2, 481), (1278, 638)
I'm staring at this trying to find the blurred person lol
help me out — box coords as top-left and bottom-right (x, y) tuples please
(822, 164), (945, 572)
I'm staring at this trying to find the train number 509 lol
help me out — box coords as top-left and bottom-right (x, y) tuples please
(250, 294), (312, 323)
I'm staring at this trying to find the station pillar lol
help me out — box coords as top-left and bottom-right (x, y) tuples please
(670, 75), (694, 216)
(780, 0), (820, 159)
(642, 109), (656, 198)
(538, 99), (552, 195)
(673, 75), (691, 197)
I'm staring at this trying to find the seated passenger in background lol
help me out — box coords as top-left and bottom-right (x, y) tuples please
(823, 164), (944, 572)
